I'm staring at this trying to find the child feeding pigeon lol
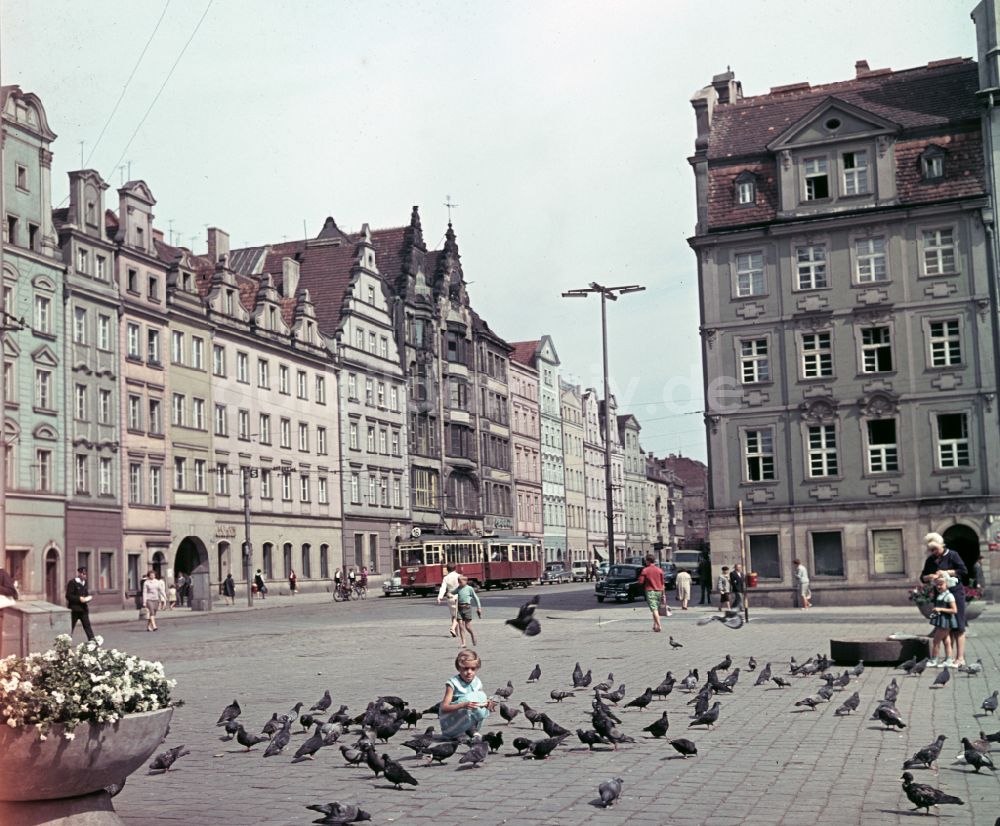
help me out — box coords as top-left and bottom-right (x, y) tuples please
(438, 649), (497, 738)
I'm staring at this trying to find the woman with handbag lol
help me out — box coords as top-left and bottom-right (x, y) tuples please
(142, 571), (166, 632)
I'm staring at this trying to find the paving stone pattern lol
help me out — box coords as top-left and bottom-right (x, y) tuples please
(94, 593), (1000, 825)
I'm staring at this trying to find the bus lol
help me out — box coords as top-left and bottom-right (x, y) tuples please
(395, 535), (542, 595)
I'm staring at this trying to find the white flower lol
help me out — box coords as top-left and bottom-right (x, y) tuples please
(6, 718), (17, 728)
(63, 731), (75, 740)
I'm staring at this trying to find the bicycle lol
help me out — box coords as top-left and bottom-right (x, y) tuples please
(332, 582), (353, 602)
(354, 582), (368, 600)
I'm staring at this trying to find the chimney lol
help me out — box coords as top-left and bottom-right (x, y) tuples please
(855, 60), (870, 78)
(710, 68), (741, 105)
(282, 257), (300, 298)
(207, 227), (229, 264)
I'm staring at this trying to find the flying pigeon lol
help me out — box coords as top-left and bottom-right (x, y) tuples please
(305, 802), (372, 824)
(506, 595), (541, 636)
(900, 772), (964, 814)
(149, 745), (190, 773)
(527, 664), (541, 682)
(598, 776), (624, 807)
(697, 609), (744, 629)
(382, 754), (418, 788)
(216, 699), (241, 727)
(668, 738), (698, 758)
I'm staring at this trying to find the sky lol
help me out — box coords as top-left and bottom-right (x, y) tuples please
(1, 0), (976, 462)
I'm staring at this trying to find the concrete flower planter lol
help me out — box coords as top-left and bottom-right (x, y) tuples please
(917, 601), (985, 622)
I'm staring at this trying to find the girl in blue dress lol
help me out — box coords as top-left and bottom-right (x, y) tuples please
(439, 650), (496, 738)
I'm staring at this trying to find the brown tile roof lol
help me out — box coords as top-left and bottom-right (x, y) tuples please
(509, 340), (540, 367)
(707, 60), (980, 160)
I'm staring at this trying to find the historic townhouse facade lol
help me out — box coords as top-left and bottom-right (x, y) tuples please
(1, 86), (66, 601)
(600, 397), (626, 557)
(646, 455), (685, 556)
(560, 381), (588, 567)
(473, 314), (514, 535)
(582, 388), (609, 561)
(56, 169), (122, 605)
(509, 348), (542, 541)
(618, 414), (647, 556)
(689, 58), (1000, 604)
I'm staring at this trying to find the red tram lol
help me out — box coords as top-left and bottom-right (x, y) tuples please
(395, 535), (542, 595)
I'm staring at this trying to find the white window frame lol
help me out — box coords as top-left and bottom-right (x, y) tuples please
(806, 424), (839, 478)
(300, 475), (310, 502)
(149, 466), (162, 505)
(172, 393), (186, 427)
(298, 422), (309, 452)
(317, 427), (327, 455)
(191, 337), (204, 370)
(349, 421), (359, 450)
(318, 476), (328, 504)
(192, 397), (205, 430)
(739, 338), (770, 384)
(35, 368), (52, 409)
(216, 463), (230, 495)
(34, 295), (51, 333)
(75, 454), (89, 494)
(73, 307), (87, 344)
(803, 156), (829, 201)
(257, 359), (270, 388)
(126, 323), (141, 358)
(795, 244), (828, 290)
(236, 351), (249, 383)
(212, 344), (226, 376)
(297, 370), (308, 400)
(98, 389), (112, 423)
(171, 330), (185, 364)
(214, 404), (227, 436)
(238, 409), (250, 440)
(744, 428), (775, 482)
(316, 375), (326, 404)
(927, 318), (962, 368)
(865, 418), (899, 474)
(194, 459), (206, 492)
(99, 457), (112, 495)
(279, 364), (290, 394)
(75, 384), (88, 420)
(174, 457), (187, 491)
(860, 326), (893, 373)
(841, 149), (869, 195)
(128, 395), (143, 431)
(922, 228), (956, 276)
(734, 251), (764, 298)
(97, 315), (112, 350)
(935, 412), (970, 469)
(280, 418), (291, 449)
(800, 331), (833, 379)
(854, 236), (887, 284)
(259, 413), (271, 444)
(281, 470), (292, 502)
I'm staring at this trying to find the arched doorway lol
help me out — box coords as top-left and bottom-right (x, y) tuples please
(217, 542), (231, 582)
(151, 551), (166, 579)
(174, 536), (211, 611)
(44, 548), (60, 604)
(943, 525), (980, 585)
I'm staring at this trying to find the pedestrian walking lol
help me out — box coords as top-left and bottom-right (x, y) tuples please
(289, 570), (298, 595)
(454, 575), (482, 647)
(793, 559), (811, 609)
(438, 649), (496, 738)
(698, 554), (712, 605)
(730, 564), (746, 610)
(254, 569), (268, 600)
(66, 567), (95, 641)
(142, 571), (165, 631)
(222, 573), (235, 606)
(436, 563), (462, 638)
(639, 554), (667, 632)
(675, 569), (692, 610)
(717, 566), (731, 611)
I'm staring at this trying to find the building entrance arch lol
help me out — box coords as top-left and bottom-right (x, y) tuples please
(942, 524), (980, 585)
(174, 536), (211, 611)
(44, 547), (60, 604)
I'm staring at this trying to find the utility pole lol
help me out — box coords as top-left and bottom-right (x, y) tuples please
(242, 467), (258, 607)
(562, 282), (644, 568)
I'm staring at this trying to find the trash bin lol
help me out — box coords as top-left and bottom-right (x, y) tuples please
(748, 572), (759, 588)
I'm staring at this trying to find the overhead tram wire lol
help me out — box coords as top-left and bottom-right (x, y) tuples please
(105, 0), (214, 185)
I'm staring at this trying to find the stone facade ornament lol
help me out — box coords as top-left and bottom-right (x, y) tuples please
(799, 397), (838, 423)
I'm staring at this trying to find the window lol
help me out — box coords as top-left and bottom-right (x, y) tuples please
(380, 476), (389, 506)
(73, 307), (87, 344)
(748, 533), (781, 579)
(97, 315), (111, 350)
(928, 320), (961, 367)
(126, 323), (141, 359)
(922, 229), (956, 275)
(5, 215), (16, 246)
(260, 469), (272, 499)
(238, 409), (250, 440)
(350, 472), (360, 504)
(866, 419), (898, 473)
(129, 463), (143, 504)
(213, 345), (226, 376)
(257, 359), (270, 388)
(803, 156), (829, 200)
(355, 328), (365, 351)
(347, 373), (358, 400)
(811, 531), (845, 576)
(739, 338), (769, 384)
(297, 371), (307, 399)
(448, 378), (468, 410)
(127, 268), (138, 292)
(34, 295), (51, 333)
(147, 329), (160, 365)
(369, 332), (376, 353)
(860, 327), (892, 373)
(391, 430), (400, 456)
(736, 178), (755, 205)
(300, 475), (310, 502)
(936, 413), (969, 468)
(745, 429), (775, 482)
(236, 352), (249, 383)
(75, 454), (89, 493)
(841, 150), (868, 195)
(77, 248), (89, 273)
(365, 378), (374, 405)
(174, 457), (187, 490)
(35, 368), (52, 408)
(99, 389), (112, 424)
(98, 551), (114, 591)
(171, 331), (185, 364)
(224, 289), (235, 315)
(872, 528), (906, 575)
(317, 427), (327, 455)
(279, 364), (290, 394)
(33, 448), (52, 491)
(379, 336), (389, 359)
(148, 399), (162, 435)
(807, 424), (838, 477)
(379, 428), (388, 454)
(125, 394), (142, 432)
(96, 256), (107, 280)
(795, 244), (827, 290)
(316, 375), (326, 404)
(280, 418), (291, 449)
(367, 426), (376, 453)
(318, 476), (328, 504)
(191, 337), (204, 370)
(390, 385), (399, 411)
(349, 422), (359, 450)
(735, 252), (764, 297)
(15, 163), (27, 190)
(855, 237), (887, 283)
(368, 475), (377, 504)
(216, 463), (230, 495)
(281, 470), (292, 501)
(298, 422), (309, 451)
(172, 393), (186, 427)
(192, 398), (205, 430)
(392, 477), (402, 508)
(214, 404), (227, 436)
(75, 384), (88, 420)
(367, 285), (376, 304)
(801, 332), (832, 378)
(412, 468), (438, 508)
(194, 459), (206, 492)
(99, 457), (112, 495)
(921, 148), (945, 180)
(259, 413), (271, 444)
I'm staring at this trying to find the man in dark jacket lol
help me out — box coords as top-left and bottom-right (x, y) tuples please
(729, 563), (746, 611)
(698, 556), (712, 605)
(66, 567), (95, 641)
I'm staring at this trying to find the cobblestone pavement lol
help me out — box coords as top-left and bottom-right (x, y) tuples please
(91, 588), (1000, 825)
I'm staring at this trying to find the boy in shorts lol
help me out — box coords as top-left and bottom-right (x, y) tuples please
(454, 575), (482, 647)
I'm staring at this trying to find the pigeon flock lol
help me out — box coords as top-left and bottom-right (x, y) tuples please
(141, 594), (998, 822)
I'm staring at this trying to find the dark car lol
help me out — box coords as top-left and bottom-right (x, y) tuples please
(595, 563), (644, 602)
(658, 561), (679, 591)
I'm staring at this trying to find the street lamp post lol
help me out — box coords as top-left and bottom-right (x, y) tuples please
(562, 282), (644, 568)
(242, 467), (259, 607)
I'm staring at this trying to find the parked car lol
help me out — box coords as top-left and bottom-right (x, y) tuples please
(672, 550), (702, 584)
(596, 562), (609, 579)
(594, 563), (645, 602)
(658, 561), (679, 591)
(571, 562), (589, 582)
(540, 563), (571, 584)
(382, 570), (407, 597)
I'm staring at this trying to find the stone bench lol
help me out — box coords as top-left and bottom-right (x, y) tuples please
(829, 636), (929, 667)
(0, 601), (71, 657)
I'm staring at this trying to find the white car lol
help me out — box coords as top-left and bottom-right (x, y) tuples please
(571, 564), (589, 581)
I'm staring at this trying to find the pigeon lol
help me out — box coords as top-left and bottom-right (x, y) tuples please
(512, 736), (532, 754)
(260, 713), (282, 738)
(598, 776), (624, 807)
(216, 699), (241, 727)
(527, 664), (541, 683)
(982, 728), (1000, 745)
(576, 728), (609, 751)
(642, 711), (670, 738)
(382, 754), (418, 788)
(236, 724), (267, 752)
(909, 658), (929, 677)
(668, 738), (698, 758)
(550, 690), (575, 703)
(579, 670), (593, 688)
(520, 702), (542, 728)
(982, 690), (999, 715)
(329, 705), (352, 726)
(903, 735), (947, 770)
(494, 681), (514, 700)
(338, 745), (366, 766)
(572, 662), (584, 687)
(310, 690), (333, 713)
(966, 735), (991, 755)
(688, 701), (721, 729)
(293, 728), (328, 762)
(421, 740), (459, 764)
(601, 685), (627, 705)
(794, 697), (822, 711)
(652, 677), (675, 699)
(363, 745), (385, 777)
(220, 717), (241, 741)
(754, 664), (772, 686)
(524, 734), (568, 759)
(772, 676), (791, 688)
(300, 713), (319, 732)
(850, 661), (865, 679)
(305, 802), (372, 824)
(459, 738), (489, 768)
(834, 692), (860, 716)
(900, 772), (964, 814)
(625, 688), (654, 711)
(401, 727), (437, 754)
(697, 609), (743, 629)
(264, 719), (292, 757)
(540, 714), (570, 739)
(958, 659), (984, 677)
(402, 708), (422, 728)
(593, 673), (614, 693)
(506, 595), (541, 636)
(930, 667), (951, 689)
(679, 670), (700, 692)
(148, 745), (189, 772)
(833, 671), (852, 689)
(591, 714), (635, 749)
(483, 731), (503, 753)
(498, 703), (520, 725)
(816, 685), (834, 702)
(592, 699), (621, 723)
(897, 656), (917, 673)
(961, 738), (996, 773)
(669, 636), (683, 649)
(883, 679), (899, 703)
(714, 654), (732, 672)
(374, 718), (404, 743)
(722, 668), (741, 690)
(747, 656), (757, 671)
(873, 704), (906, 730)
(287, 701), (304, 719)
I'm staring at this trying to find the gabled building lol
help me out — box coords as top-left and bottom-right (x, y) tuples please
(510, 344), (542, 542)
(561, 380), (588, 567)
(689, 58), (999, 604)
(473, 312), (514, 535)
(646, 455), (684, 557)
(618, 413), (647, 556)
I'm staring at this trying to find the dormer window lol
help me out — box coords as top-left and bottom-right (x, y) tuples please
(225, 289), (235, 316)
(842, 150), (869, 195)
(135, 225), (145, 250)
(734, 171), (756, 206)
(803, 157), (829, 200)
(920, 146), (945, 181)
(268, 306), (277, 328)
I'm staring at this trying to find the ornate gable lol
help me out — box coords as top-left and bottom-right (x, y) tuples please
(767, 97), (900, 152)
